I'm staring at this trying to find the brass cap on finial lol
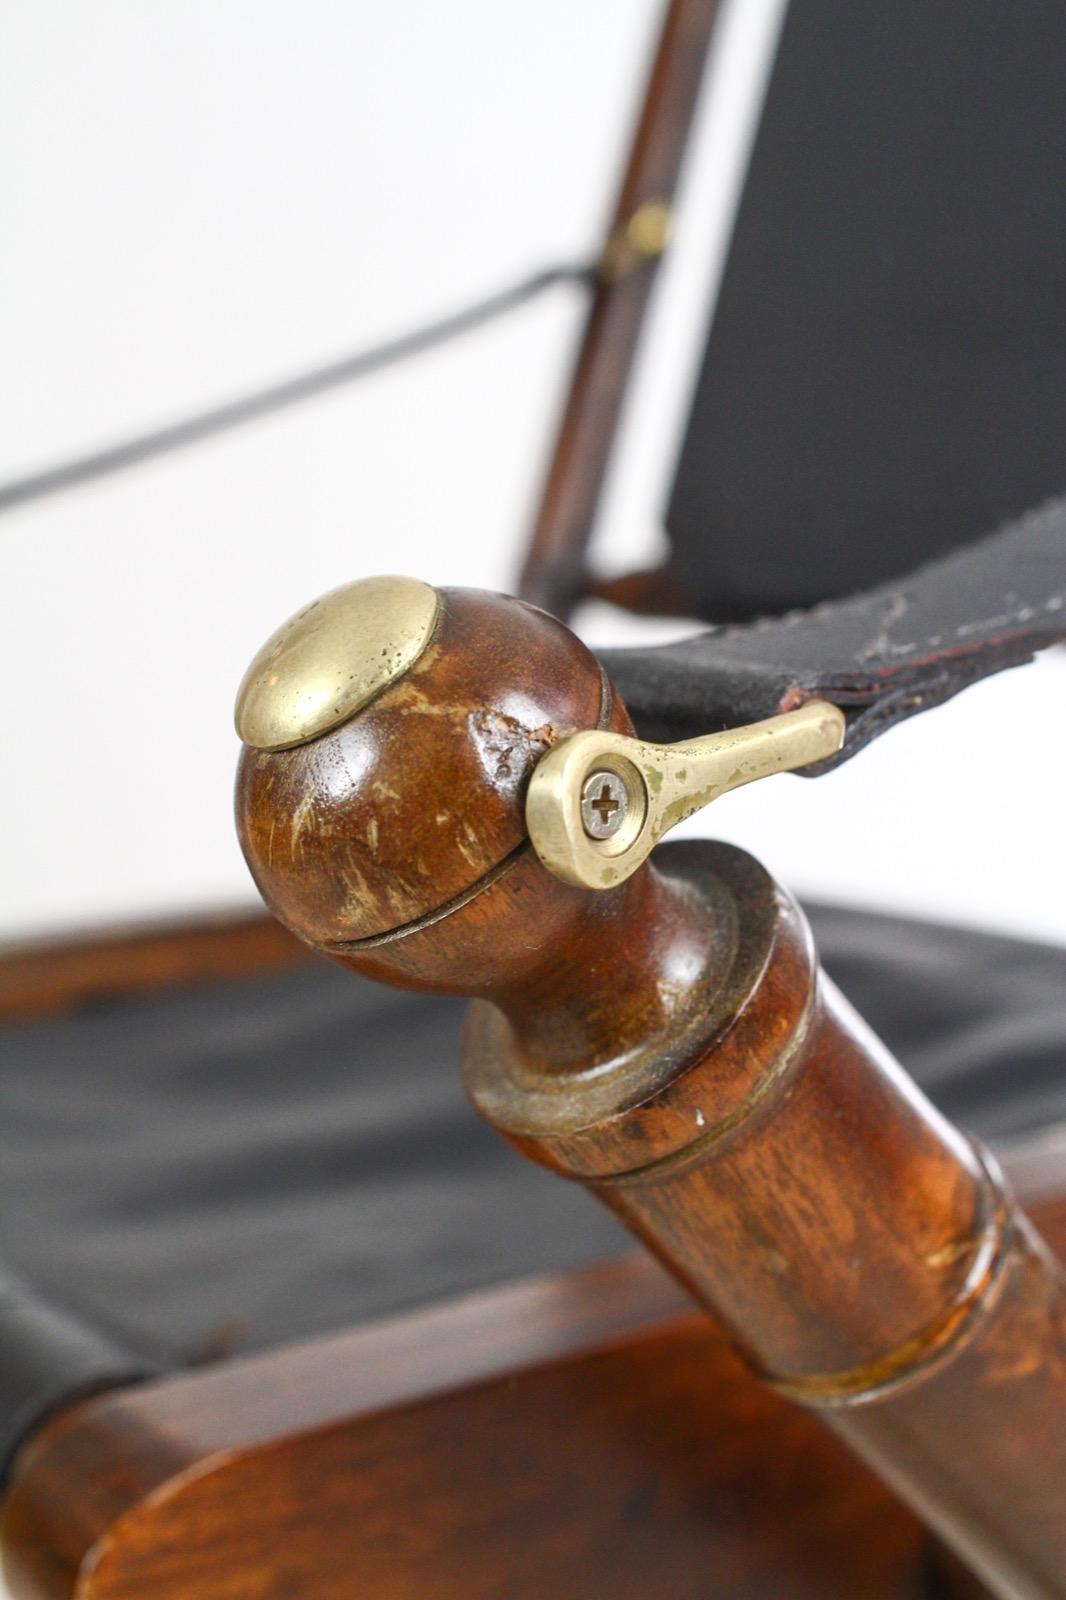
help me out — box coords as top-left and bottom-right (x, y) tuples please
(235, 584), (613, 955)
(235, 575), (440, 752)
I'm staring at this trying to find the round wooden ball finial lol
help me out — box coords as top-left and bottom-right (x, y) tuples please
(236, 579), (624, 959)
(233, 581), (1066, 1596)
(235, 576), (721, 1071)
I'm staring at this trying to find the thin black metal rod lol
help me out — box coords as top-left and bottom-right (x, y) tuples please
(0, 263), (592, 518)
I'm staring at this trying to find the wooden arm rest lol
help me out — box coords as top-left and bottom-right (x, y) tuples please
(4, 1143), (1061, 1600)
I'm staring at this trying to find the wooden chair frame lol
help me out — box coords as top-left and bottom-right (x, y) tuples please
(3, 7), (1064, 1596)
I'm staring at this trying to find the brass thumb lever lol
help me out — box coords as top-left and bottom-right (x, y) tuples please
(526, 700), (846, 890)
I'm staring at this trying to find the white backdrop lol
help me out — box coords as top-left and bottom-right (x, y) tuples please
(1, 0), (1064, 947)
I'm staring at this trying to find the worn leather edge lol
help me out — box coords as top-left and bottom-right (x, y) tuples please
(603, 495), (1066, 767)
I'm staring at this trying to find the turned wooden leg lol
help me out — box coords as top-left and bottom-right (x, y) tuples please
(235, 578), (1066, 1600)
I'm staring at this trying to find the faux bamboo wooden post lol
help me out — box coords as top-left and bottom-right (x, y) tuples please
(236, 579), (1066, 1600)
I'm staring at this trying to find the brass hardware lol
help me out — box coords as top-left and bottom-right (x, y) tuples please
(526, 701), (846, 890)
(580, 770), (629, 840)
(597, 198), (674, 284)
(235, 575), (439, 751)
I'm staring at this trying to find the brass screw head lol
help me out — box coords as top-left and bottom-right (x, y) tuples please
(580, 770), (628, 840)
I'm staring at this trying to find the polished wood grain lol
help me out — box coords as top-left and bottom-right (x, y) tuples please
(466, 843), (1000, 1369)
(6, 1172), (1061, 1600)
(236, 587), (617, 956)
(0, 1254), (928, 1600)
(464, 840), (1066, 1600)
(233, 581), (1066, 1598)
(5, 0), (1061, 1585)
(517, 0), (721, 618)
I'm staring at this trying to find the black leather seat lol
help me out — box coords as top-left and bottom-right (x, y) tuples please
(4, 0), (1066, 1497)
(2, 904), (1065, 1475)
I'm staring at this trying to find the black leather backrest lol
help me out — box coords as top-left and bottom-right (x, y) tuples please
(666, 0), (1066, 622)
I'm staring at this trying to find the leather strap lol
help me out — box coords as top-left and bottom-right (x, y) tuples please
(604, 497), (1066, 769)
